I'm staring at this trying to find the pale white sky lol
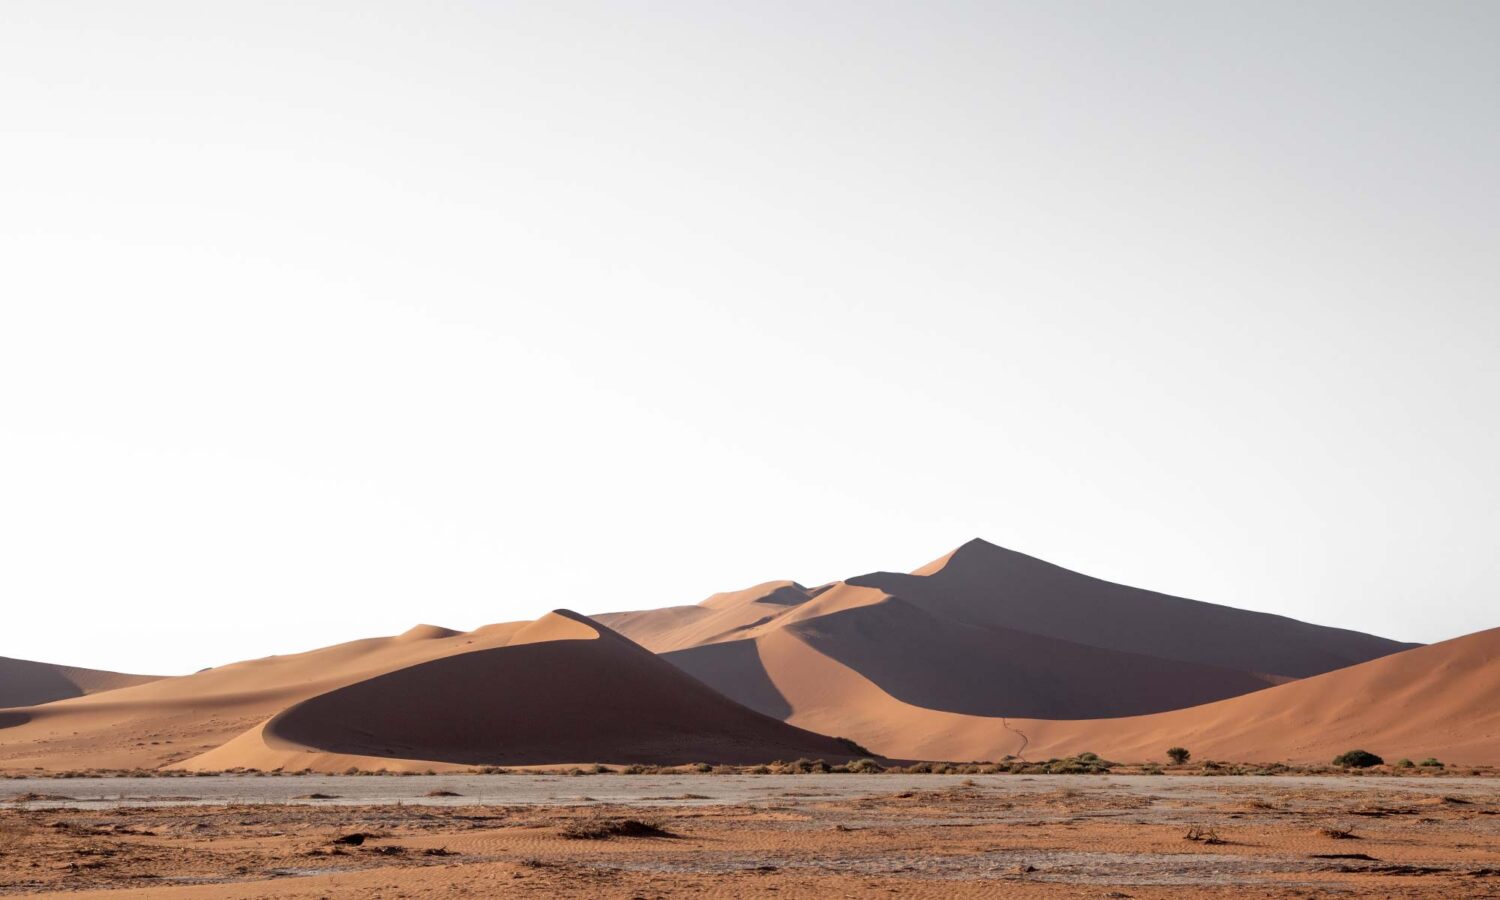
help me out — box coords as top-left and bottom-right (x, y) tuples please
(2, 2), (1496, 675)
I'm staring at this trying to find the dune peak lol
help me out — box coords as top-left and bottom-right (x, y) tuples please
(395, 624), (461, 642)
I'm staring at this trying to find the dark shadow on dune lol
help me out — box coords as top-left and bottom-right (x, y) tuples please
(0, 658), (84, 709)
(0, 712), (31, 730)
(786, 598), (1288, 718)
(268, 630), (854, 766)
(849, 539), (1418, 679)
(662, 639), (793, 720)
(756, 584), (815, 606)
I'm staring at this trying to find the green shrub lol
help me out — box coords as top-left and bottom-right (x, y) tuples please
(1332, 749), (1384, 769)
(1166, 747), (1191, 765)
(1419, 758), (1445, 768)
(1395, 758), (1414, 769)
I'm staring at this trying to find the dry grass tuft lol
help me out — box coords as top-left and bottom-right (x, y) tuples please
(560, 818), (676, 840)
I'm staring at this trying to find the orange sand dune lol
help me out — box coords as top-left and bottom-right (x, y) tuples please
(854, 539), (1418, 678)
(0, 621), (529, 771)
(594, 580), (827, 653)
(759, 623), (1500, 766)
(0, 656), (162, 709)
(606, 539), (1414, 724)
(179, 611), (862, 772)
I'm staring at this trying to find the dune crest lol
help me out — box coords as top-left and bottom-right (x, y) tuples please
(0, 656), (162, 709)
(178, 611), (861, 772)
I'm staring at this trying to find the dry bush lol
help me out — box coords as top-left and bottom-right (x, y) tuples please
(1183, 825), (1225, 845)
(560, 818), (676, 840)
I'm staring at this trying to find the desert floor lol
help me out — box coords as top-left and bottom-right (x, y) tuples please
(2, 774), (1498, 898)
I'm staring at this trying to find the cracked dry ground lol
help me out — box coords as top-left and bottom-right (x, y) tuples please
(2, 780), (1499, 898)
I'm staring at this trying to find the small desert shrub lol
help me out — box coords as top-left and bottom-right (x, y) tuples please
(843, 758), (884, 774)
(560, 818), (675, 840)
(1166, 747), (1191, 765)
(1419, 758), (1445, 768)
(781, 758), (831, 774)
(1394, 758), (1415, 769)
(424, 789), (460, 797)
(1333, 750), (1384, 769)
(836, 736), (874, 756)
(1140, 764), (1164, 775)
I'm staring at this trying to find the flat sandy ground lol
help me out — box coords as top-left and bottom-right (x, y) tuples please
(2, 775), (1498, 898)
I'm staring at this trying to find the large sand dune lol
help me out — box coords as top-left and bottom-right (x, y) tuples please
(0, 621), (531, 771)
(0, 656), (161, 709)
(3, 538), (1488, 771)
(853, 539), (1417, 677)
(179, 611), (861, 772)
(757, 620), (1500, 765)
(603, 539), (1414, 723)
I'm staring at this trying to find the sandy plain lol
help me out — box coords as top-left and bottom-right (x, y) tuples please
(3, 774), (1499, 898)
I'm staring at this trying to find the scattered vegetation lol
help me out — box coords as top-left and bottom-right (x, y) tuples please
(836, 737), (874, 756)
(1319, 824), (1359, 840)
(1167, 747), (1191, 765)
(1333, 750), (1384, 769)
(1420, 758), (1445, 768)
(1394, 758), (1414, 769)
(560, 818), (676, 840)
(1183, 824), (1225, 844)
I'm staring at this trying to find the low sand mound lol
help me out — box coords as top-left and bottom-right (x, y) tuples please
(0, 656), (162, 709)
(180, 611), (863, 771)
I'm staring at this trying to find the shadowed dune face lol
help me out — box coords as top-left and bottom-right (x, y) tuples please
(662, 639), (793, 720)
(849, 538), (1418, 678)
(0, 656), (162, 709)
(0, 712), (30, 730)
(782, 597), (1288, 719)
(261, 612), (860, 767)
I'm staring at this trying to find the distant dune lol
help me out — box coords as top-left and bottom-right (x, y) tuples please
(179, 611), (860, 772)
(0, 620), (532, 771)
(603, 539), (1416, 728)
(762, 623), (1500, 766)
(0, 656), (161, 709)
(3, 538), (1490, 771)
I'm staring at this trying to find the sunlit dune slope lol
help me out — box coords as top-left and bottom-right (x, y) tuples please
(178, 611), (863, 772)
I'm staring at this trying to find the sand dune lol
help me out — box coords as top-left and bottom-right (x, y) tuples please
(180, 611), (862, 772)
(0, 621), (529, 771)
(758, 620), (1500, 765)
(608, 539), (1413, 726)
(0, 656), (162, 709)
(853, 539), (1418, 677)
(594, 580), (825, 653)
(3, 537), (1485, 772)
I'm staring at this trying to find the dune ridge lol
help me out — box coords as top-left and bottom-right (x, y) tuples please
(4, 538), (1491, 772)
(178, 611), (862, 772)
(0, 656), (162, 709)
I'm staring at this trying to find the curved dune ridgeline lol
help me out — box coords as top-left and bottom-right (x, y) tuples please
(0, 656), (162, 709)
(178, 612), (862, 772)
(4, 539), (1493, 772)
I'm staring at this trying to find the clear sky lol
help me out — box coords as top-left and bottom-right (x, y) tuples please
(2, 2), (1496, 675)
